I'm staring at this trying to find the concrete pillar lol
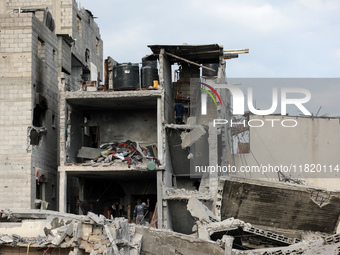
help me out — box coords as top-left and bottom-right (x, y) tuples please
(157, 96), (163, 163)
(156, 96), (164, 228)
(208, 123), (219, 195)
(223, 235), (234, 255)
(156, 170), (163, 229)
(59, 170), (67, 213)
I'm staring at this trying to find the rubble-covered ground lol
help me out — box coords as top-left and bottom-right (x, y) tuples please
(1, 204), (340, 255)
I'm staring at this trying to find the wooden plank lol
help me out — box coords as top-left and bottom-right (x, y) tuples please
(164, 52), (216, 73)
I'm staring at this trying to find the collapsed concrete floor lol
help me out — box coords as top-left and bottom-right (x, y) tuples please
(2, 177), (340, 255)
(1, 203), (340, 255)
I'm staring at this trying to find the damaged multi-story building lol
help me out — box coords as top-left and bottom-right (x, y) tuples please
(0, 0), (103, 210)
(2, 1), (340, 255)
(0, 0), (240, 226)
(58, 44), (244, 228)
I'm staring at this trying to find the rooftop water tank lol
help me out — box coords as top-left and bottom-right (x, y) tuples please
(141, 66), (158, 89)
(202, 63), (219, 77)
(113, 63), (140, 90)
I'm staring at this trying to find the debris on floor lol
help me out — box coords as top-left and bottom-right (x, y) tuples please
(181, 196), (340, 254)
(1, 207), (340, 255)
(0, 209), (141, 255)
(165, 188), (214, 201)
(77, 141), (158, 168)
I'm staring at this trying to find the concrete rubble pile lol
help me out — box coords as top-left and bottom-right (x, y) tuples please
(183, 197), (340, 255)
(0, 209), (142, 255)
(165, 188), (213, 200)
(77, 141), (158, 169)
(2, 200), (340, 254)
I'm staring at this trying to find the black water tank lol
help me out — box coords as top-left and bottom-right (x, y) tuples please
(202, 63), (219, 77)
(141, 66), (158, 89)
(113, 63), (140, 90)
(142, 57), (157, 68)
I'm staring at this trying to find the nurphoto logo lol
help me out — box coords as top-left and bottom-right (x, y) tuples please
(199, 81), (312, 128)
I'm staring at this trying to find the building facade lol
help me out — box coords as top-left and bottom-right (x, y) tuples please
(0, 0), (103, 210)
(231, 114), (340, 190)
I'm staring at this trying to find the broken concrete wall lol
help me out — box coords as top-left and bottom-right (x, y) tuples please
(175, 177), (200, 190)
(166, 128), (190, 176)
(219, 177), (340, 233)
(166, 126), (209, 177)
(135, 225), (225, 255)
(167, 200), (196, 235)
(31, 11), (60, 211)
(233, 115), (340, 191)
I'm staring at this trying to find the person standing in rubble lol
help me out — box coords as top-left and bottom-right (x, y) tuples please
(174, 103), (185, 124)
(133, 198), (150, 225)
(77, 198), (99, 215)
(110, 201), (123, 218)
(77, 199), (90, 215)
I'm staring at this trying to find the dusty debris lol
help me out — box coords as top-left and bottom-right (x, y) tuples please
(135, 225), (226, 255)
(1, 208), (340, 254)
(181, 125), (206, 149)
(187, 197), (219, 224)
(165, 188), (213, 201)
(77, 140), (158, 168)
(0, 209), (141, 255)
(309, 189), (332, 207)
(186, 196), (305, 250)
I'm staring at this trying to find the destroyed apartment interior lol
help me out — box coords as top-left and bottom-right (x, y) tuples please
(1, 0), (340, 254)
